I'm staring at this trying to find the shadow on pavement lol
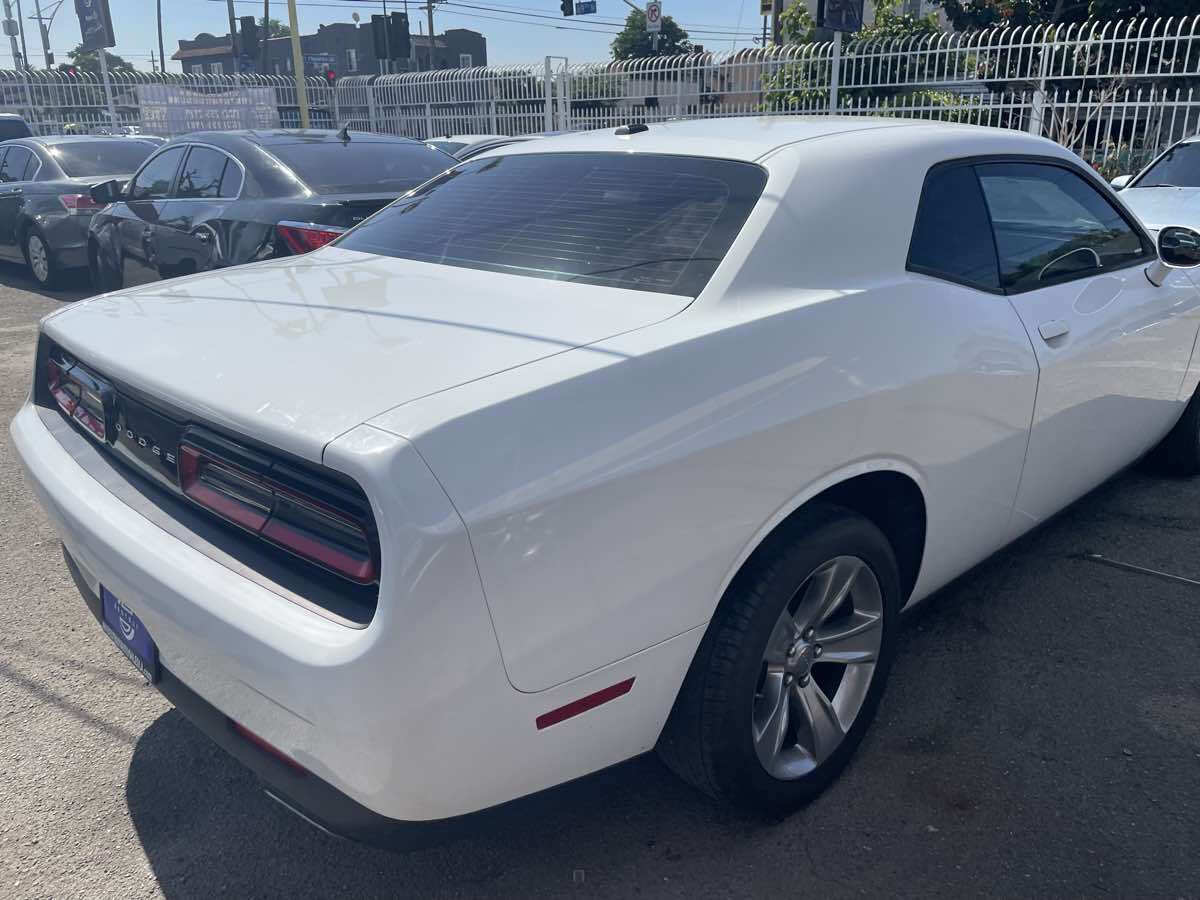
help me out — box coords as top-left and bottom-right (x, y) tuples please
(0, 259), (94, 303)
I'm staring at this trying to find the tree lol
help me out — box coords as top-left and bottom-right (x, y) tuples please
(260, 16), (290, 37)
(934, 0), (1195, 32)
(57, 46), (135, 73)
(610, 10), (691, 59)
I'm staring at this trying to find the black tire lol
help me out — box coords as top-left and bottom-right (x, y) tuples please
(1146, 387), (1200, 476)
(657, 503), (901, 816)
(23, 228), (59, 289)
(88, 240), (122, 293)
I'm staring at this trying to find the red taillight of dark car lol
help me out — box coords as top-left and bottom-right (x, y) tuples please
(47, 356), (108, 442)
(276, 221), (347, 255)
(177, 441), (377, 584)
(58, 193), (103, 214)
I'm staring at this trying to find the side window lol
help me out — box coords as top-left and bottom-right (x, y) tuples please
(176, 146), (228, 199)
(127, 146), (185, 201)
(22, 149), (39, 180)
(975, 162), (1151, 293)
(219, 159), (243, 198)
(907, 163), (1000, 291)
(0, 146), (31, 183)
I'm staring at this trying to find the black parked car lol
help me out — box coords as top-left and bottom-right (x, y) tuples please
(0, 135), (158, 287)
(87, 129), (456, 290)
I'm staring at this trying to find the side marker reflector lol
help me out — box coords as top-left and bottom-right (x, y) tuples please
(535, 677), (635, 730)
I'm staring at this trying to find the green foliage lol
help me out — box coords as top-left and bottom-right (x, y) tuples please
(610, 10), (692, 59)
(57, 46), (135, 73)
(259, 17), (290, 38)
(935, 0), (1197, 32)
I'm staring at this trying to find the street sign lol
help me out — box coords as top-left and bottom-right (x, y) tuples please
(759, 0), (772, 14)
(74, 0), (115, 50)
(575, 1), (596, 13)
(824, 0), (865, 33)
(645, 1), (662, 33)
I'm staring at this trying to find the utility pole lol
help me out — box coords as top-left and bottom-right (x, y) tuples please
(1, 0), (21, 66)
(261, 0), (270, 74)
(31, 0), (50, 66)
(225, 0), (239, 61)
(14, 0), (26, 67)
(286, 0), (309, 127)
(425, 0), (434, 71)
(156, 0), (164, 76)
(150, 48), (156, 72)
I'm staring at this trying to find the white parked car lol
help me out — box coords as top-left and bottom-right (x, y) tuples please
(1112, 134), (1200, 234)
(13, 117), (1200, 849)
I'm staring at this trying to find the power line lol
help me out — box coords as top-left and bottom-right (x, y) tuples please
(440, 1), (760, 36)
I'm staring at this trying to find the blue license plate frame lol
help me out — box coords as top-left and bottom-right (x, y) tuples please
(100, 585), (159, 683)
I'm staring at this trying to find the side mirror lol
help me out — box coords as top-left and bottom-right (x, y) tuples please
(1146, 225), (1200, 286)
(89, 179), (121, 205)
(1110, 174), (1132, 190)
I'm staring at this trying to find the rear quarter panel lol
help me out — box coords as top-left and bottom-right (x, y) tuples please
(369, 129), (1042, 692)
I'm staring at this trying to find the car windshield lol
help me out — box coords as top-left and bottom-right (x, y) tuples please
(49, 141), (156, 177)
(270, 141), (453, 194)
(1133, 141), (1200, 188)
(334, 152), (767, 297)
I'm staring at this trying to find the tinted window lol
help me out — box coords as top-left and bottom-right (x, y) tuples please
(0, 146), (31, 183)
(976, 162), (1150, 293)
(336, 152), (767, 297)
(908, 164), (999, 291)
(21, 150), (39, 180)
(177, 146), (235, 199)
(0, 118), (32, 140)
(50, 140), (156, 177)
(1133, 141), (1200, 188)
(270, 141), (451, 194)
(128, 146), (185, 201)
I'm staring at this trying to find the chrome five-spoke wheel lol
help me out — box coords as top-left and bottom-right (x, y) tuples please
(27, 232), (50, 284)
(752, 555), (883, 779)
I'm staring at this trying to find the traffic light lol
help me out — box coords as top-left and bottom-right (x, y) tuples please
(371, 14), (389, 59)
(325, 69), (337, 84)
(239, 16), (259, 55)
(388, 12), (411, 60)
(560, 0), (574, 16)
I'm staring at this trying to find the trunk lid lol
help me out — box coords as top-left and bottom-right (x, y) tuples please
(43, 246), (688, 462)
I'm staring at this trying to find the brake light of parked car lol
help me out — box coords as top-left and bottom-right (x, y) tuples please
(276, 221), (347, 254)
(58, 193), (103, 214)
(177, 440), (378, 584)
(47, 355), (108, 442)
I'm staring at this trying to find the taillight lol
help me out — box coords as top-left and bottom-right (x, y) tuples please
(276, 221), (346, 254)
(47, 355), (109, 442)
(58, 193), (102, 214)
(178, 440), (377, 584)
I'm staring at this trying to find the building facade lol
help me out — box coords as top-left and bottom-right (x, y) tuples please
(173, 23), (486, 77)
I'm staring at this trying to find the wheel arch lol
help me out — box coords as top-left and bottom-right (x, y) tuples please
(714, 460), (928, 616)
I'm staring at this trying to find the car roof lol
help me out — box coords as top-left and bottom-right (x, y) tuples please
(435, 134), (505, 143)
(15, 134), (152, 146)
(176, 129), (419, 149)
(478, 116), (1015, 163)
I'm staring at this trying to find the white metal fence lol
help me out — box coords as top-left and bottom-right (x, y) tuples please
(0, 15), (1197, 176)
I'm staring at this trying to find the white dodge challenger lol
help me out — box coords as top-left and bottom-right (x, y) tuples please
(13, 117), (1200, 848)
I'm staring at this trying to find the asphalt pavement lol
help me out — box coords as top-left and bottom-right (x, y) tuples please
(0, 263), (1197, 899)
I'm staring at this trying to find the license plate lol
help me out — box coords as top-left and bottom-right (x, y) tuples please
(100, 586), (159, 683)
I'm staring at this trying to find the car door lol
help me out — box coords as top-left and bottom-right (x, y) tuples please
(119, 144), (186, 287)
(155, 144), (243, 277)
(0, 146), (29, 261)
(974, 159), (1200, 526)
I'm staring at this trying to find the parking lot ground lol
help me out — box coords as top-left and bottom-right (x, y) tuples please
(0, 264), (1197, 899)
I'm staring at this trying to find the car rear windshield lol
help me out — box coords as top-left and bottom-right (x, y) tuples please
(50, 141), (156, 177)
(1133, 141), (1200, 188)
(270, 141), (453, 194)
(334, 152), (767, 296)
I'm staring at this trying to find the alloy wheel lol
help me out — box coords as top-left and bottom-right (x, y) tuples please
(751, 555), (884, 780)
(28, 234), (49, 283)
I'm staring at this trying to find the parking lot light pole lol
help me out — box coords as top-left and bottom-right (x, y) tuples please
(286, 0), (309, 128)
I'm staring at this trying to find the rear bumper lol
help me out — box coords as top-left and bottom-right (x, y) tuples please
(38, 212), (90, 268)
(11, 399), (701, 836)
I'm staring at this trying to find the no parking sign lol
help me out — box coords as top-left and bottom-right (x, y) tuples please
(645, 1), (662, 33)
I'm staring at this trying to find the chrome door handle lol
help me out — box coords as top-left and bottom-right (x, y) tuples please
(1038, 320), (1070, 341)
(194, 230), (211, 243)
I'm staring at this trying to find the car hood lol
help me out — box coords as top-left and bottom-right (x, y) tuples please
(1119, 186), (1200, 231)
(42, 246), (689, 462)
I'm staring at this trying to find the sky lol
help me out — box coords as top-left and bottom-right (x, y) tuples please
(4, 0), (772, 71)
